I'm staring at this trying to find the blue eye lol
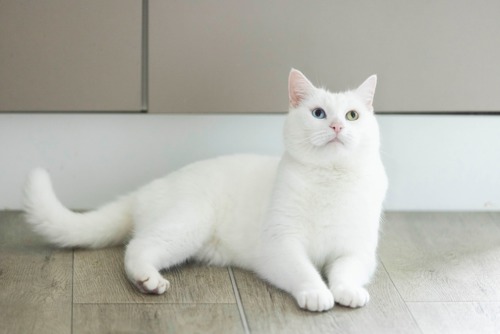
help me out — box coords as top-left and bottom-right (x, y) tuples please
(311, 108), (326, 119)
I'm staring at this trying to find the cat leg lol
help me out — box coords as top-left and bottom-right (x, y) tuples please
(124, 213), (211, 294)
(124, 238), (173, 294)
(257, 242), (334, 312)
(326, 254), (376, 308)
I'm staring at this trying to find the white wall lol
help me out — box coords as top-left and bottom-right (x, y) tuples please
(1, 114), (499, 211)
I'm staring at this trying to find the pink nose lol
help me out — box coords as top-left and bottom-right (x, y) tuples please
(330, 123), (343, 133)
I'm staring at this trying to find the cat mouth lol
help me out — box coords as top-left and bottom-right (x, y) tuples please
(328, 137), (344, 145)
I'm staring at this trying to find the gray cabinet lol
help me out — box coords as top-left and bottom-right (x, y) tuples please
(149, 1), (500, 113)
(1, 1), (499, 113)
(0, 0), (142, 112)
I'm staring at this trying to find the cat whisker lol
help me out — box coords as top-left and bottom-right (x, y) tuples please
(305, 131), (335, 146)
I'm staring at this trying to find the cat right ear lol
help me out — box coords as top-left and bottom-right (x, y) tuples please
(288, 69), (315, 108)
(356, 75), (377, 112)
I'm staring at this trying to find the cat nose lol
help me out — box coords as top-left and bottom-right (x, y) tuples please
(330, 123), (343, 134)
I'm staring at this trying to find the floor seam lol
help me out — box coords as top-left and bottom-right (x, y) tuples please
(405, 301), (499, 304)
(228, 267), (250, 334)
(73, 302), (239, 305)
(380, 260), (424, 334)
(71, 249), (75, 334)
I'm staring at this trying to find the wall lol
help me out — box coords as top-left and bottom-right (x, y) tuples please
(1, 114), (499, 211)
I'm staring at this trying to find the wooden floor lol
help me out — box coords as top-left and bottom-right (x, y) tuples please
(1, 211), (500, 334)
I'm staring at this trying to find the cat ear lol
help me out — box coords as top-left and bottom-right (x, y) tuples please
(288, 69), (315, 108)
(356, 75), (377, 112)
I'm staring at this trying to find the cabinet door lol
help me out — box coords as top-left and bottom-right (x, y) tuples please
(0, 0), (142, 112)
(149, 1), (500, 113)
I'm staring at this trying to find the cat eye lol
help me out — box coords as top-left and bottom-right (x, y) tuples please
(311, 108), (327, 119)
(346, 110), (359, 121)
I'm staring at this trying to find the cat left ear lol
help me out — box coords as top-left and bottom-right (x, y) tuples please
(356, 75), (377, 112)
(289, 68), (315, 108)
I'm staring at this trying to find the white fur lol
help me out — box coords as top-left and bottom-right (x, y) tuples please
(23, 69), (387, 312)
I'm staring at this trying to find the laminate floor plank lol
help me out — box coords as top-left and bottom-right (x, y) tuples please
(379, 212), (500, 302)
(0, 211), (73, 334)
(408, 302), (500, 334)
(4, 211), (500, 334)
(73, 303), (244, 334)
(74, 247), (236, 304)
(233, 265), (420, 334)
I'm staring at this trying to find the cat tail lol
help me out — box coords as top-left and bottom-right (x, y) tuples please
(23, 168), (134, 249)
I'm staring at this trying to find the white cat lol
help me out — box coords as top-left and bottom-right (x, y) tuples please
(23, 69), (387, 312)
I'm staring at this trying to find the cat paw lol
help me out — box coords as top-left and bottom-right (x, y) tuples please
(332, 285), (370, 308)
(134, 273), (170, 295)
(295, 288), (334, 312)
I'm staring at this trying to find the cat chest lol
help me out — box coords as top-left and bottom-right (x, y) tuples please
(299, 181), (369, 219)
(294, 183), (379, 253)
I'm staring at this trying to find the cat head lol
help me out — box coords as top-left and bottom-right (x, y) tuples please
(284, 69), (381, 168)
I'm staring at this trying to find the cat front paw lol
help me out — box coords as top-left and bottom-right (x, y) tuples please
(295, 288), (334, 312)
(332, 284), (369, 308)
(135, 273), (170, 295)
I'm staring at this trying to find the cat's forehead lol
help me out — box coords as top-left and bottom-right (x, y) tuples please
(315, 90), (357, 111)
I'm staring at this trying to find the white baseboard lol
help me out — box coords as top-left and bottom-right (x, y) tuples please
(1, 113), (499, 211)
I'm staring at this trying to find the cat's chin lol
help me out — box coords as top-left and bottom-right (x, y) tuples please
(318, 138), (350, 152)
(287, 147), (356, 169)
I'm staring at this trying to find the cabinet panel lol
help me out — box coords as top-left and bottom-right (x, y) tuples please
(150, 1), (500, 113)
(0, 0), (142, 112)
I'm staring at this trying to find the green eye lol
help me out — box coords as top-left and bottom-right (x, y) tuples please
(346, 110), (359, 121)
